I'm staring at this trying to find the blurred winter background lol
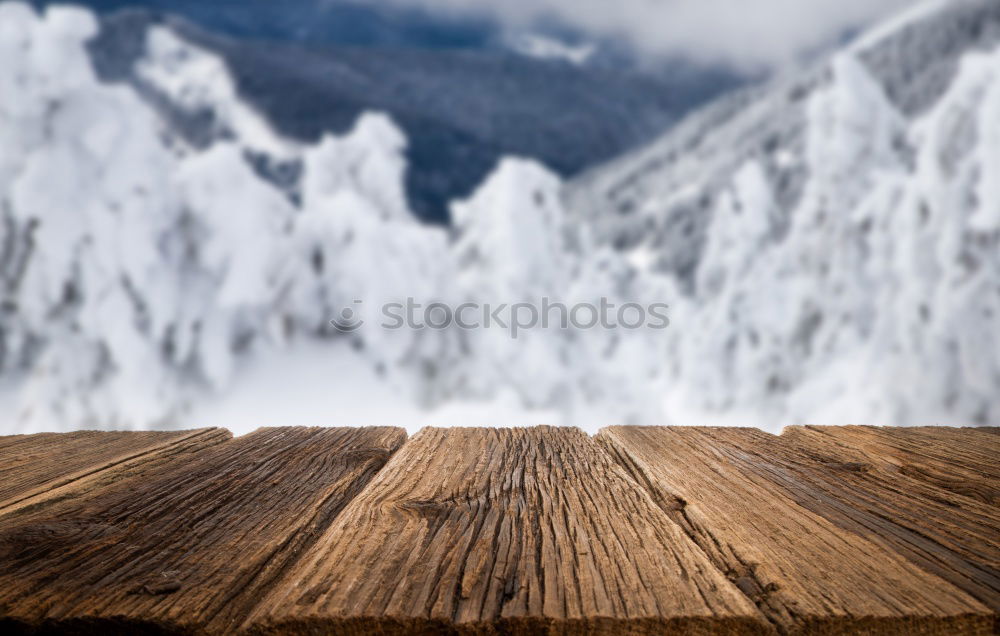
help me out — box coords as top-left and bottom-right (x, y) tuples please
(0, 0), (997, 435)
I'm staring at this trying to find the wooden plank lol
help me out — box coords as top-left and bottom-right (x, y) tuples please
(774, 426), (1000, 611)
(0, 428), (231, 518)
(0, 427), (406, 635)
(783, 426), (999, 504)
(598, 426), (995, 634)
(247, 426), (769, 635)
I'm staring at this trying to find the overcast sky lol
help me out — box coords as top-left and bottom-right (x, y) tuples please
(370, 0), (921, 70)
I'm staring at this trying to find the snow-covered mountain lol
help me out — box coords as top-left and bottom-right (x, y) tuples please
(2, 0), (997, 435)
(567, 0), (1000, 428)
(77, 5), (742, 223)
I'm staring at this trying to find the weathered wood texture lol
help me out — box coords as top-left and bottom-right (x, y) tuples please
(0, 428), (230, 519)
(778, 426), (1000, 610)
(598, 426), (998, 634)
(0, 425), (996, 635)
(0, 427), (406, 635)
(247, 426), (769, 635)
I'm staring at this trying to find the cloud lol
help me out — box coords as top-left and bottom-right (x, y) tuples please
(365, 0), (919, 70)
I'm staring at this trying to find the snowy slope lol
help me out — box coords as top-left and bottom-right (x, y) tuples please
(566, 0), (1000, 428)
(0, 2), (673, 434)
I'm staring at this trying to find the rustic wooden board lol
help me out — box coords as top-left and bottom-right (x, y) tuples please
(776, 426), (1000, 611)
(247, 426), (770, 635)
(598, 426), (996, 634)
(0, 428), (230, 519)
(0, 427), (406, 635)
(0, 425), (996, 635)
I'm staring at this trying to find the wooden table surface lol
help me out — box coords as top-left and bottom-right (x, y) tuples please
(0, 425), (996, 635)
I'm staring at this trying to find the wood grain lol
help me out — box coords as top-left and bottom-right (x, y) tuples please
(0, 425), (995, 635)
(0, 428), (230, 519)
(776, 426), (1000, 611)
(0, 427), (406, 635)
(598, 426), (996, 634)
(248, 426), (770, 635)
